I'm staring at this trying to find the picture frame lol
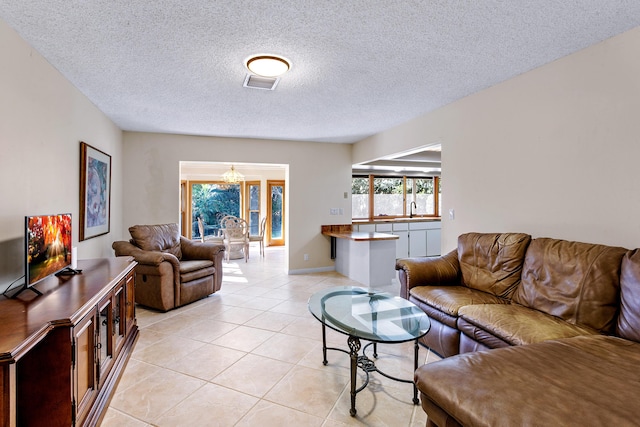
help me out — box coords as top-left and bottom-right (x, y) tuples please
(79, 141), (111, 241)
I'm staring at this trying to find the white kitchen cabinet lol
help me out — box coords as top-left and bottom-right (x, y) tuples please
(393, 230), (409, 259)
(408, 222), (430, 257)
(352, 220), (441, 259)
(427, 229), (442, 256)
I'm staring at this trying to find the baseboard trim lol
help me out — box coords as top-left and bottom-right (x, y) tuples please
(288, 266), (335, 275)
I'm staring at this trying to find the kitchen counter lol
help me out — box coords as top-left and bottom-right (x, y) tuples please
(321, 225), (398, 287)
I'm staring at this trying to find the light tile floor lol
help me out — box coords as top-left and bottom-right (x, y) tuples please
(101, 245), (440, 427)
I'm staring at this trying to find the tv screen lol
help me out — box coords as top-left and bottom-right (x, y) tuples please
(25, 213), (72, 286)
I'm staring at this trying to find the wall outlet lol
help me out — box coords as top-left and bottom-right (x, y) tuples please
(304, 254), (309, 261)
(329, 208), (339, 215)
(339, 208), (344, 215)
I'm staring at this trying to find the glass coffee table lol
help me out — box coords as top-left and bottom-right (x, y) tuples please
(308, 286), (430, 416)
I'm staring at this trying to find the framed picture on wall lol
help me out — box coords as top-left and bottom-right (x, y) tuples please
(79, 141), (111, 241)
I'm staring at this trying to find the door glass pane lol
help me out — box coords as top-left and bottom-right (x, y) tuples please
(373, 178), (403, 217)
(191, 183), (240, 239)
(351, 177), (369, 218)
(270, 185), (283, 239)
(249, 211), (259, 235)
(249, 185), (259, 210)
(247, 183), (260, 235)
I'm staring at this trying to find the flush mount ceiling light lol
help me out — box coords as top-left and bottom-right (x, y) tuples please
(246, 55), (290, 77)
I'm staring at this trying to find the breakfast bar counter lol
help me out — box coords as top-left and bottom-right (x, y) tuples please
(322, 225), (399, 287)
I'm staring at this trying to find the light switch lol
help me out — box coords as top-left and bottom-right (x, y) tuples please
(449, 208), (455, 220)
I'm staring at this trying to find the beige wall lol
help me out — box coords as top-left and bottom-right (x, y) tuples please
(121, 132), (352, 272)
(0, 19), (123, 285)
(354, 26), (640, 252)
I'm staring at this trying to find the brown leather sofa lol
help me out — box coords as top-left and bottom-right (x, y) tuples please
(397, 233), (640, 426)
(113, 223), (225, 311)
(396, 232), (533, 357)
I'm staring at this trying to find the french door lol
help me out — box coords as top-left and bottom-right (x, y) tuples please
(267, 180), (285, 246)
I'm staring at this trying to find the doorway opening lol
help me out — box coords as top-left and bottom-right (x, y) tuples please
(179, 162), (287, 250)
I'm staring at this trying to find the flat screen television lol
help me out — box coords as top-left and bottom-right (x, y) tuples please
(25, 213), (73, 288)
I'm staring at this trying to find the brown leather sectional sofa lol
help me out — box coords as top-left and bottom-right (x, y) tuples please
(396, 232), (640, 426)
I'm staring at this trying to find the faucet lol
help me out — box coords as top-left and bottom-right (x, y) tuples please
(410, 201), (417, 218)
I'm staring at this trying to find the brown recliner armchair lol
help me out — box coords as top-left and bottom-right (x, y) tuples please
(112, 223), (225, 311)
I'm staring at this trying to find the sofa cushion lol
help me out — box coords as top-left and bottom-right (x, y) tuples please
(512, 238), (627, 334)
(415, 335), (640, 427)
(458, 232), (531, 299)
(410, 285), (506, 328)
(458, 303), (600, 347)
(179, 259), (215, 282)
(129, 223), (182, 260)
(618, 249), (640, 342)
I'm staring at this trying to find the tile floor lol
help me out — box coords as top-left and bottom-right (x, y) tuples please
(101, 245), (440, 427)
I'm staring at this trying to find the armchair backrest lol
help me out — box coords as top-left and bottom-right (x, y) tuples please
(129, 223), (182, 259)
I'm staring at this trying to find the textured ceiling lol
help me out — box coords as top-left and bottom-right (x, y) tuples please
(2, 1), (640, 143)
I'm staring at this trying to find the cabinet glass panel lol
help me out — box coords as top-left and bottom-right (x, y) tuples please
(98, 299), (112, 379)
(114, 285), (125, 350)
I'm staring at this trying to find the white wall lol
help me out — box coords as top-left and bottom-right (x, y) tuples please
(0, 19), (123, 286)
(354, 26), (640, 252)
(120, 132), (352, 272)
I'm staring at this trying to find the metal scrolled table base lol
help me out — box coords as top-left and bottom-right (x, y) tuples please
(321, 324), (421, 417)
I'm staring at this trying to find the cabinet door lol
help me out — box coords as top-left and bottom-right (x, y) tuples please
(124, 271), (136, 335)
(426, 229), (442, 256)
(359, 224), (376, 233)
(114, 281), (126, 353)
(409, 229), (427, 257)
(392, 231), (409, 259)
(74, 310), (97, 426)
(97, 296), (114, 386)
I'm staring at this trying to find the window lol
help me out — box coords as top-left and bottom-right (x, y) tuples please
(406, 178), (435, 215)
(351, 177), (369, 218)
(373, 177), (404, 217)
(352, 175), (441, 220)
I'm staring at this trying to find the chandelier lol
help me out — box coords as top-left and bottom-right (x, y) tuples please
(222, 165), (244, 184)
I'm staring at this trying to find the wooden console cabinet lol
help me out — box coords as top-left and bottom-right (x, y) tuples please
(0, 257), (138, 427)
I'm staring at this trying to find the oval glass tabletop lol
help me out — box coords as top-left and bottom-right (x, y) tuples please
(308, 286), (430, 343)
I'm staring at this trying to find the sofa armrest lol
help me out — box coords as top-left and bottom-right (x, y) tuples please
(396, 249), (461, 300)
(180, 237), (225, 261)
(113, 240), (181, 288)
(180, 237), (226, 291)
(113, 239), (179, 269)
(112, 241), (166, 265)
